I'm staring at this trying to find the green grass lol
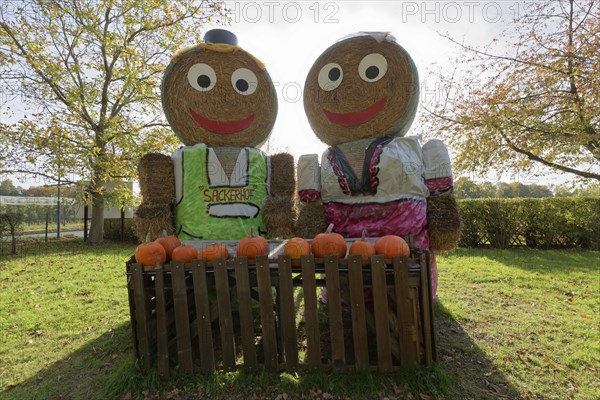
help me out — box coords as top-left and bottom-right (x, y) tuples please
(1, 240), (598, 399)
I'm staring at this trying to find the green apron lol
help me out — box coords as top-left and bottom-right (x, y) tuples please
(174, 146), (269, 240)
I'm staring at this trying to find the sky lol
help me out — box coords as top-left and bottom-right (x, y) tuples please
(202, 0), (569, 185)
(210, 0), (512, 156)
(1, 1), (576, 188)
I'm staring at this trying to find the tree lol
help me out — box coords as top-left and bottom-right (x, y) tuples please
(423, 0), (599, 182)
(0, 0), (229, 243)
(0, 210), (24, 254)
(0, 178), (23, 195)
(454, 177), (485, 198)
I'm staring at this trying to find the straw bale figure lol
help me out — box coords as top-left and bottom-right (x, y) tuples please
(297, 32), (462, 300)
(136, 29), (296, 241)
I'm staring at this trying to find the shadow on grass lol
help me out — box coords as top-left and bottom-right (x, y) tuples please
(1, 322), (136, 400)
(434, 301), (519, 399)
(3, 304), (521, 400)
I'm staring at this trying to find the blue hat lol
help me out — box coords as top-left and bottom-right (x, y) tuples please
(204, 29), (238, 46)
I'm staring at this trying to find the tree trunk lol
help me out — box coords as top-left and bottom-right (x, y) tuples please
(10, 232), (17, 255)
(88, 190), (105, 244)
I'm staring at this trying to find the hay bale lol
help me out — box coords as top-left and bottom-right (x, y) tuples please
(303, 33), (419, 145)
(295, 201), (326, 238)
(134, 203), (174, 242)
(161, 44), (277, 148)
(138, 153), (175, 205)
(263, 195), (298, 239)
(427, 195), (462, 251)
(269, 152), (296, 196)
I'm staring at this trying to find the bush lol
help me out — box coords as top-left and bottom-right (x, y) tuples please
(103, 218), (138, 243)
(457, 197), (600, 249)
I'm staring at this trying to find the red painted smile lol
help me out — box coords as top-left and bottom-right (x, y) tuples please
(190, 108), (254, 134)
(323, 96), (388, 126)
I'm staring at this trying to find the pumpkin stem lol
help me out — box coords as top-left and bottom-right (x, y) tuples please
(249, 227), (255, 238)
(145, 232), (151, 244)
(361, 229), (367, 241)
(325, 223), (334, 234)
(161, 229), (168, 237)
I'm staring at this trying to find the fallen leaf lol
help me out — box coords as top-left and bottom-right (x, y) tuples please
(579, 313), (591, 319)
(164, 388), (181, 399)
(392, 381), (405, 395)
(487, 381), (505, 394)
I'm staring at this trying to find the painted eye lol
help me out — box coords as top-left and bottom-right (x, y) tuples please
(231, 68), (258, 95)
(318, 63), (343, 91)
(358, 53), (388, 83)
(188, 63), (217, 92)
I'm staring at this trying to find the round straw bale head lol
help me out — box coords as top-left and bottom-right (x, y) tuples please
(303, 33), (419, 146)
(161, 45), (277, 148)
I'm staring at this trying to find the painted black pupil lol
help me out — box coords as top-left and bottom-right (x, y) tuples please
(328, 67), (341, 81)
(197, 75), (211, 88)
(366, 66), (379, 80)
(236, 79), (249, 92)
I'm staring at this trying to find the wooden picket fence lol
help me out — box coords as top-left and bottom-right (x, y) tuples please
(126, 252), (436, 376)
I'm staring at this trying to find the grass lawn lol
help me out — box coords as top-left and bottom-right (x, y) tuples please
(0, 239), (598, 399)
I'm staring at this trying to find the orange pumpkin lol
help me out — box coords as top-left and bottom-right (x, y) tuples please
(135, 233), (167, 266)
(284, 237), (311, 264)
(374, 235), (410, 259)
(199, 243), (229, 262)
(349, 230), (375, 264)
(154, 230), (181, 261)
(236, 228), (268, 260)
(171, 244), (198, 263)
(312, 224), (347, 258)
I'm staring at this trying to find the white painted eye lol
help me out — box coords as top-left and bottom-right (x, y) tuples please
(231, 68), (258, 95)
(358, 53), (388, 83)
(187, 63), (217, 92)
(318, 62), (343, 91)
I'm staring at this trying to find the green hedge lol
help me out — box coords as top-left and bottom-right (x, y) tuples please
(457, 198), (600, 249)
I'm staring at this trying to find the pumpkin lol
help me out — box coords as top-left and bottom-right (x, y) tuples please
(284, 237), (311, 265)
(199, 243), (229, 262)
(135, 233), (167, 266)
(236, 228), (269, 260)
(154, 230), (181, 260)
(312, 224), (347, 258)
(374, 235), (410, 259)
(349, 230), (375, 264)
(171, 244), (198, 263)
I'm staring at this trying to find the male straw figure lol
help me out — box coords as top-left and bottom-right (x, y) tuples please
(297, 32), (461, 299)
(136, 29), (295, 241)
